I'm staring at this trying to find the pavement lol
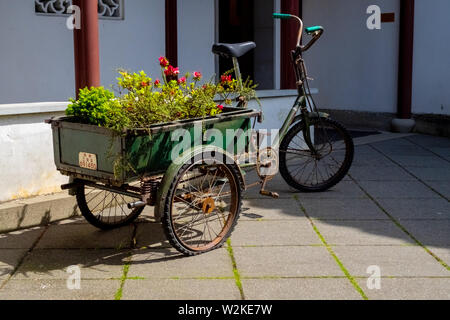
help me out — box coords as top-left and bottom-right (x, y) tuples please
(0, 133), (449, 300)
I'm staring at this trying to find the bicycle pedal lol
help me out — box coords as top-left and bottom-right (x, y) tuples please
(260, 190), (280, 199)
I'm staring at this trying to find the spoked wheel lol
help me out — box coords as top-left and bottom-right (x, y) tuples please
(279, 117), (354, 192)
(76, 182), (144, 230)
(162, 152), (242, 256)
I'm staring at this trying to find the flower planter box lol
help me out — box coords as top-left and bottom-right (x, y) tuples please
(48, 107), (260, 185)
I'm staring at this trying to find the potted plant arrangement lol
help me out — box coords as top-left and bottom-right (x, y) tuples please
(65, 57), (259, 133)
(49, 57), (261, 182)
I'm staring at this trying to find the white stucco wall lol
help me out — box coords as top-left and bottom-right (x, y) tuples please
(0, 0), (165, 104)
(177, 0), (215, 80)
(412, 0), (450, 115)
(0, 0), (75, 104)
(302, 0), (400, 113)
(99, 0), (166, 88)
(0, 106), (69, 203)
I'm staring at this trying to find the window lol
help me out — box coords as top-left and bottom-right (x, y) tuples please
(35, 0), (124, 20)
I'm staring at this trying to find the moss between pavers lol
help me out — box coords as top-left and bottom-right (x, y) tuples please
(349, 175), (450, 272)
(226, 239), (245, 300)
(294, 196), (369, 300)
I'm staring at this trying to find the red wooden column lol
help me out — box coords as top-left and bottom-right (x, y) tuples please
(165, 0), (178, 67)
(397, 0), (415, 119)
(73, 0), (101, 97)
(281, 0), (302, 89)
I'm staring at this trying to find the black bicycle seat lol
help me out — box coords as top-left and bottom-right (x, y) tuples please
(212, 42), (256, 58)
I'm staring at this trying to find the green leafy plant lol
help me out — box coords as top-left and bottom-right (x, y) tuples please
(66, 87), (122, 127)
(67, 57), (259, 133)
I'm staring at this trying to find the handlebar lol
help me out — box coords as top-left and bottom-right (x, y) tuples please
(273, 13), (323, 53)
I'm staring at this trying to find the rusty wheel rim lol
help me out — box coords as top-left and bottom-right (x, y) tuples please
(170, 161), (238, 252)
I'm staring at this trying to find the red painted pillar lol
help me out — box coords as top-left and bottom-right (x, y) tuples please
(281, 0), (302, 89)
(165, 0), (178, 67)
(73, 0), (101, 97)
(398, 0), (415, 119)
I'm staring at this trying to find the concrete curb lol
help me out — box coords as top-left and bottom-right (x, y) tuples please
(0, 192), (80, 234)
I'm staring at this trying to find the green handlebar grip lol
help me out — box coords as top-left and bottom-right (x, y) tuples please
(273, 13), (292, 20)
(305, 26), (324, 34)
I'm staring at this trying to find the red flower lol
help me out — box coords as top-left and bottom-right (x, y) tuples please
(193, 71), (202, 81)
(164, 65), (180, 77)
(154, 79), (161, 86)
(217, 104), (224, 110)
(221, 75), (232, 84)
(159, 56), (169, 68)
(141, 81), (149, 87)
(178, 77), (186, 84)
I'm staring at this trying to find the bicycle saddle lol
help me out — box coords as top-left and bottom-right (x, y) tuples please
(212, 42), (256, 58)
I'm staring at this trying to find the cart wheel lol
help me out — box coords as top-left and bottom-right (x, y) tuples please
(162, 151), (243, 256)
(76, 182), (144, 230)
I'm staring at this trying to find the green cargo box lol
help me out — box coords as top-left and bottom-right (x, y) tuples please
(49, 107), (260, 185)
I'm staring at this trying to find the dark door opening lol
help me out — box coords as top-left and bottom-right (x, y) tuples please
(218, 0), (255, 81)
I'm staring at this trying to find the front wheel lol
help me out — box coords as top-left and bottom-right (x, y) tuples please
(161, 151), (243, 256)
(279, 117), (354, 192)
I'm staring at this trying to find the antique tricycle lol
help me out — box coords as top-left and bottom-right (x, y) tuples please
(47, 14), (353, 256)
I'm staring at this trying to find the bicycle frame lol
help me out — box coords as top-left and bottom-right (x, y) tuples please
(232, 14), (324, 156)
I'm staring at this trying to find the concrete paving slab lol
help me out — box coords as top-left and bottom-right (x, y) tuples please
(233, 246), (343, 277)
(352, 154), (397, 168)
(52, 216), (88, 225)
(313, 220), (412, 246)
(134, 223), (170, 249)
(299, 198), (388, 220)
(405, 135), (450, 148)
(243, 173), (296, 200)
(428, 247), (450, 266)
(356, 278), (450, 300)
(0, 227), (45, 249)
(127, 248), (234, 279)
(377, 198), (450, 220)
(349, 166), (415, 181)
(424, 181), (450, 199)
(371, 138), (418, 149)
(403, 166), (450, 181)
(357, 181), (440, 199)
(12, 249), (127, 280)
(333, 246), (448, 277)
(354, 145), (384, 155)
(36, 224), (134, 250)
(122, 279), (240, 300)
(240, 199), (306, 221)
(0, 279), (120, 300)
(231, 220), (321, 246)
(298, 181), (366, 199)
(427, 147), (450, 160)
(370, 145), (432, 157)
(388, 155), (450, 168)
(399, 220), (450, 247)
(0, 249), (27, 279)
(242, 278), (363, 300)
